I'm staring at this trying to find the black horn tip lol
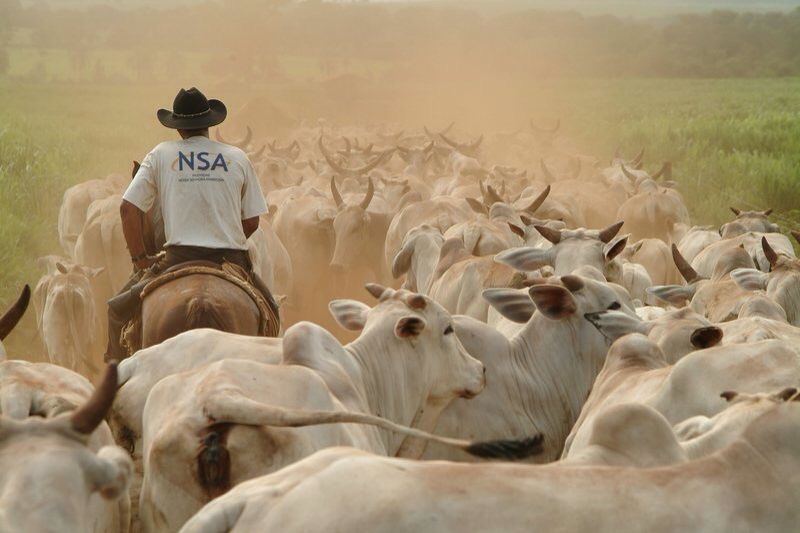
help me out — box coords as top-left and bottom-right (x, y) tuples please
(465, 434), (544, 460)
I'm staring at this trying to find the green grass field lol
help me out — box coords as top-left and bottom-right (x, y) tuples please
(1, 77), (799, 355)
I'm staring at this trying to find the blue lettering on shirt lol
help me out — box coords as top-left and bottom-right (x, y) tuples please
(178, 151), (194, 171)
(176, 151), (228, 172)
(210, 153), (229, 172)
(197, 152), (211, 170)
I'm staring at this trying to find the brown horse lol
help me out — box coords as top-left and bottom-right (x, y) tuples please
(139, 274), (262, 349)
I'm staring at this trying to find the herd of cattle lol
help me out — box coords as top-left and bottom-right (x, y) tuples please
(1, 119), (800, 532)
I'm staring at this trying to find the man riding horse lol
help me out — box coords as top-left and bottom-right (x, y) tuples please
(105, 87), (279, 360)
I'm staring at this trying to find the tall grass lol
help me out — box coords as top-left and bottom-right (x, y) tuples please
(560, 78), (800, 229)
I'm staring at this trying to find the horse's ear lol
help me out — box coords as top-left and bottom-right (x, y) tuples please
(132, 161), (141, 180)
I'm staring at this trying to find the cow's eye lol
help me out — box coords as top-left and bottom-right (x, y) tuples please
(444, 325), (454, 335)
(608, 301), (622, 310)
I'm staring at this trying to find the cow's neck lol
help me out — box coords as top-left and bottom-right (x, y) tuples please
(508, 314), (607, 456)
(346, 335), (429, 455)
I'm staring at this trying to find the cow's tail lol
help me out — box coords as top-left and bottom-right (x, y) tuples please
(196, 423), (233, 498)
(203, 394), (543, 461)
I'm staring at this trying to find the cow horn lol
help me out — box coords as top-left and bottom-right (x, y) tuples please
(330, 177), (344, 208)
(70, 363), (118, 435)
(318, 137), (348, 175)
(0, 285), (30, 341)
(539, 159), (556, 183)
(365, 283), (389, 301)
(560, 275), (584, 293)
(730, 207), (741, 216)
(438, 132), (462, 152)
(621, 164), (637, 182)
(248, 144), (266, 161)
(671, 244), (700, 283)
(762, 237), (779, 268)
(629, 147), (645, 167)
(215, 126), (252, 150)
(535, 225), (561, 245)
(424, 141), (435, 154)
(406, 294), (427, 310)
(523, 185), (551, 215)
(360, 178), (375, 210)
(651, 161), (672, 180)
(763, 208), (773, 216)
(480, 181), (502, 206)
(598, 221), (625, 244)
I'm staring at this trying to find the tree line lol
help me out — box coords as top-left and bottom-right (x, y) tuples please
(2, 0), (800, 80)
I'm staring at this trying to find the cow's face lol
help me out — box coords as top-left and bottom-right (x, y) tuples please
(484, 274), (636, 331)
(585, 307), (722, 363)
(721, 208), (779, 237)
(495, 222), (627, 277)
(330, 205), (371, 273)
(329, 285), (485, 404)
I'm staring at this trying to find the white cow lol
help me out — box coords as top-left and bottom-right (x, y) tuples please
(181, 402), (800, 533)
(0, 364), (132, 533)
(58, 174), (125, 257)
(37, 262), (105, 376)
(137, 285), (496, 532)
(423, 273), (636, 462)
(563, 333), (800, 459)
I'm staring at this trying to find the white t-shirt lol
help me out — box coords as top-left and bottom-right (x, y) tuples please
(124, 136), (267, 250)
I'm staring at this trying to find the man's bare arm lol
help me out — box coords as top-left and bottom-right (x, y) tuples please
(120, 199), (156, 270)
(242, 216), (260, 239)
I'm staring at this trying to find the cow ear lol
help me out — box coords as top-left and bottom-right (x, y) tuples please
(395, 316), (426, 338)
(646, 285), (696, 305)
(720, 391), (738, 402)
(495, 247), (553, 272)
(507, 222), (526, 239)
(328, 300), (370, 331)
(690, 326), (723, 349)
(773, 387), (798, 402)
(528, 284), (577, 319)
(730, 268), (768, 291)
(483, 288), (536, 324)
(604, 235), (629, 262)
(584, 310), (650, 342)
(392, 241), (414, 279)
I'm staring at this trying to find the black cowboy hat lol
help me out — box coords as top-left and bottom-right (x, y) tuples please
(157, 87), (227, 130)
